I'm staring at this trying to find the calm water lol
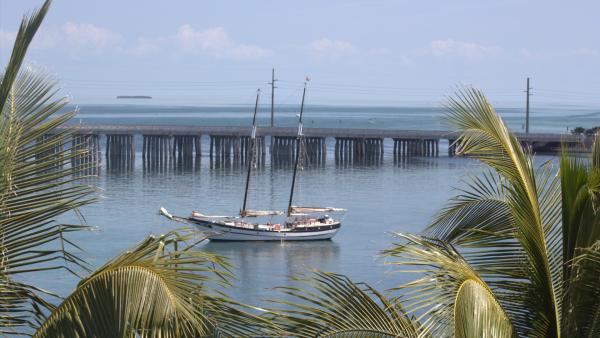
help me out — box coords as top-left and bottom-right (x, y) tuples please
(68, 103), (600, 133)
(33, 104), (590, 307)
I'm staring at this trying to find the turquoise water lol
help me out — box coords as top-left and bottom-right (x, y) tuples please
(31, 104), (588, 308)
(69, 104), (600, 133)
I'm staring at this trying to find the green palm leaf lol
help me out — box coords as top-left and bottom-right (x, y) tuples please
(426, 170), (514, 246)
(563, 241), (600, 337)
(423, 169), (535, 333)
(383, 233), (514, 338)
(0, 0), (50, 115)
(0, 0), (99, 334)
(33, 229), (279, 337)
(593, 131), (600, 169)
(0, 67), (96, 334)
(454, 280), (514, 338)
(560, 133), (600, 336)
(559, 146), (594, 275)
(268, 270), (422, 338)
(441, 87), (563, 337)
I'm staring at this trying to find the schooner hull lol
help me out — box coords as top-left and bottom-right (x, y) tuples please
(189, 219), (341, 241)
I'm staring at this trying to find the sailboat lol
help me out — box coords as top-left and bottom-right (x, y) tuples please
(160, 85), (346, 241)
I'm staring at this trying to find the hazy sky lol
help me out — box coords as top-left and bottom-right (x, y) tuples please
(1, 0), (600, 107)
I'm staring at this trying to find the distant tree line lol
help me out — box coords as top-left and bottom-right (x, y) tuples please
(571, 126), (599, 136)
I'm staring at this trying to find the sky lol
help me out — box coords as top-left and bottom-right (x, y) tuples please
(1, 0), (600, 107)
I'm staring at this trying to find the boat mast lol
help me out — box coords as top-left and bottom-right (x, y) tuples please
(241, 89), (260, 216)
(287, 82), (307, 217)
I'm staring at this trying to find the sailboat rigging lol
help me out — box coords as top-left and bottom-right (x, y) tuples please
(240, 89), (260, 217)
(159, 82), (346, 241)
(287, 83), (307, 217)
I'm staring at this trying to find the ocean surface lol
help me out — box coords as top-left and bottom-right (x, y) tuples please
(33, 104), (596, 308)
(67, 104), (600, 133)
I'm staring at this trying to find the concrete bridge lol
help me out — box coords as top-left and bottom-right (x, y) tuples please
(51, 124), (589, 171)
(58, 124), (581, 140)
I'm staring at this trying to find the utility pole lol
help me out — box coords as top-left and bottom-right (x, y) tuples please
(525, 77), (531, 134)
(268, 68), (278, 127)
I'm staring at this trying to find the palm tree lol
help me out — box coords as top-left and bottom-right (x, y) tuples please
(1, 1), (280, 336)
(270, 87), (600, 338)
(33, 229), (277, 337)
(267, 270), (423, 337)
(0, 1), (93, 334)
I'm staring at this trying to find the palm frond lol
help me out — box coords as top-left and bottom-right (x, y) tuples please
(423, 170), (538, 335)
(0, 277), (56, 335)
(0, 0), (51, 114)
(562, 241), (600, 337)
(427, 205), (530, 334)
(444, 87), (562, 337)
(426, 170), (514, 246)
(589, 132), (600, 210)
(0, 0), (100, 333)
(560, 134), (600, 337)
(0, 67), (97, 332)
(33, 229), (279, 337)
(267, 270), (422, 338)
(593, 131), (600, 170)
(383, 233), (514, 337)
(454, 280), (514, 338)
(559, 147), (592, 280)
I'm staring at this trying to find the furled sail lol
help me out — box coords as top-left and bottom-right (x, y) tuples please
(289, 206), (347, 214)
(240, 210), (284, 217)
(191, 211), (231, 219)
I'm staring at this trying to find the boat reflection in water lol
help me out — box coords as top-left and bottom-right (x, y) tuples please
(203, 240), (341, 303)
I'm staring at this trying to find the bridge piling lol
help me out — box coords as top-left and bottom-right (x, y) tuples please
(272, 136), (297, 167)
(36, 134), (65, 170)
(392, 138), (440, 160)
(142, 135), (171, 171)
(448, 139), (456, 157)
(105, 134), (133, 171)
(171, 135), (200, 169)
(335, 137), (382, 165)
(70, 134), (100, 174)
(209, 135), (265, 168)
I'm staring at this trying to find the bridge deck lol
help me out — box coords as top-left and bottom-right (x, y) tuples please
(59, 124), (584, 143)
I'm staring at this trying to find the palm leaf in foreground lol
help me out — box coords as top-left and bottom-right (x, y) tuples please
(437, 87), (563, 337)
(560, 133), (600, 337)
(563, 241), (600, 337)
(560, 132), (600, 270)
(0, 0), (50, 114)
(268, 270), (421, 338)
(0, 68), (96, 332)
(453, 280), (514, 338)
(422, 168), (536, 335)
(33, 229), (279, 337)
(0, 0), (97, 333)
(383, 233), (514, 338)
